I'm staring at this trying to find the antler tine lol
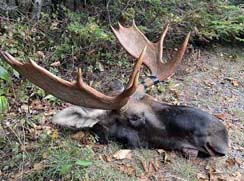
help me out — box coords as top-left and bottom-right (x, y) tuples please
(171, 32), (191, 65)
(0, 48), (145, 110)
(142, 32), (191, 88)
(158, 24), (169, 63)
(126, 46), (147, 88)
(157, 32), (191, 80)
(112, 20), (191, 89)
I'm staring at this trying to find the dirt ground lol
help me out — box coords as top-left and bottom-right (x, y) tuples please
(0, 44), (243, 180)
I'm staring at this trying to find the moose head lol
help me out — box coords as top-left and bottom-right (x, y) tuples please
(0, 21), (228, 158)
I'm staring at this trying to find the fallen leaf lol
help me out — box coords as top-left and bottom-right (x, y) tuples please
(103, 155), (112, 162)
(31, 99), (45, 110)
(44, 109), (56, 116)
(210, 171), (243, 181)
(33, 161), (47, 171)
(153, 158), (160, 171)
(50, 22), (59, 30)
(225, 158), (237, 168)
(113, 149), (132, 160)
(203, 80), (215, 87)
(118, 163), (135, 176)
(148, 161), (157, 173)
(197, 173), (208, 181)
(71, 131), (86, 141)
(20, 143), (35, 152)
(20, 104), (29, 112)
(157, 176), (166, 181)
(231, 172), (243, 181)
(42, 152), (48, 159)
(36, 51), (45, 59)
(51, 129), (59, 140)
(51, 61), (61, 67)
(231, 80), (239, 87)
(215, 113), (227, 120)
(71, 131), (93, 145)
(140, 160), (148, 173)
(139, 176), (150, 181)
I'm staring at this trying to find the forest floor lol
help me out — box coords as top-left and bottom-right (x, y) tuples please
(0, 44), (244, 180)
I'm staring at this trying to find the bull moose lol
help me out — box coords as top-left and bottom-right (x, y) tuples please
(0, 21), (228, 158)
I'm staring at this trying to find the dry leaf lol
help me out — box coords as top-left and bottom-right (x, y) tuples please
(118, 163), (136, 176)
(139, 176), (150, 181)
(215, 113), (227, 121)
(71, 131), (92, 144)
(197, 173), (208, 181)
(148, 161), (157, 173)
(231, 172), (243, 181)
(225, 158), (237, 168)
(51, 61), (61, 67)
(71, 131), (86, 141)
(31, 99), (45, 110)
(44, 109), (56, 116)
(51, 129), (59, 140)
(231, 80), (239, 87)
(20, 143), (35, 152)
(20, 104), (29, 112)
(141, 160), (148, 173)
(113, 149), (132, 160)
(36, 51), (45, 59)
(157, 176), (166, 181)
(203, 80), (215, 87)
(103, 155), (112, 162)
(33, 161), (47, 172)
(42, 152), (48, 159)
(210, 171), (243, 181)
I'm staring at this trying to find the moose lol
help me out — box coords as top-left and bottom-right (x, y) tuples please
(0, 21), (228, 158)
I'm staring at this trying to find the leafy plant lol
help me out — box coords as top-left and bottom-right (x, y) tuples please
(0, 65), (10, 113)
(0, 96), (9, 113)
(45, 140), (94, 178)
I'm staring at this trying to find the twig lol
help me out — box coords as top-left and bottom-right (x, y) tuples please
(106, 0), (112, 26)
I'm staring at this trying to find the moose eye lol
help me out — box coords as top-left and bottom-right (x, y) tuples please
(129, 114), (146, 127)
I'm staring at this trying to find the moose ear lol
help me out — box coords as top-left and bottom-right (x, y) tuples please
(52, 106), (106, 129)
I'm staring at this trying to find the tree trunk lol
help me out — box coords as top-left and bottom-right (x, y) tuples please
(32, 0), (43, 20)
(0, 0), (86, 18)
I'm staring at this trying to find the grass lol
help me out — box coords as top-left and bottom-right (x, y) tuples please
(170, 157), (198, 181)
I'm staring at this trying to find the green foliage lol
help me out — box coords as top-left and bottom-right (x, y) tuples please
(75, 160), (93, 167)
(0, 66), (10, 82)
(0, 96), (9, 113)
(44, 94), (62, 105)
(183, 2), (244, 42)
(46, 140), (94, 178)
(0, 65), (11, 113)
(85, 0), (244, 43)
(67, 18), (112, 43)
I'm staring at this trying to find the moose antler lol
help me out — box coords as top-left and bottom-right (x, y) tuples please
(0, 47), (147, 110)
(112, 21), (190, 88)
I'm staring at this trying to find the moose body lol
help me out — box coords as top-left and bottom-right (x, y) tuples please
(0, 21), (228, 158)
(52, 86), (228, 157)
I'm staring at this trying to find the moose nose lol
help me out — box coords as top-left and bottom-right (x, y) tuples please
(205, 142), (228, 157)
